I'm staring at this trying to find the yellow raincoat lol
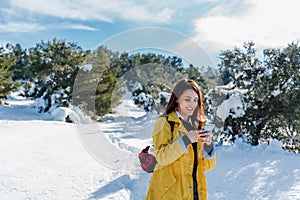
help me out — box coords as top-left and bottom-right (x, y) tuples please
(145, 111), (216, 200)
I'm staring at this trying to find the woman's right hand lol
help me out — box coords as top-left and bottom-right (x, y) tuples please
(186, 130), (205, 143)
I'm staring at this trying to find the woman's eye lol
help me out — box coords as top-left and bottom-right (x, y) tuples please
(183, 98), (198, 103)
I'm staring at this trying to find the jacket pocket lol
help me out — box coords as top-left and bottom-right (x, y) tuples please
(157, 174), (177, 197)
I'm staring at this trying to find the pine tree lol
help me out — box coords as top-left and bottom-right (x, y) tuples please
(0, 46), (19, 104)
(5, 43), (29, 81)
(73, 46), (125, 118)
(26, 38), (90, 112)
(260, 43), (300, 151)
(183, 64), (208, 93)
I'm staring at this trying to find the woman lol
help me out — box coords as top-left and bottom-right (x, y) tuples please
(145, 79), (216, 200)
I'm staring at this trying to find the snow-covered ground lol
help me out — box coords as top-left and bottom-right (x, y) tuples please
(0, 93), (299, 200)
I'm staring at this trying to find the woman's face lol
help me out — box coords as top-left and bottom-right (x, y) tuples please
(177, 89), (198, 120)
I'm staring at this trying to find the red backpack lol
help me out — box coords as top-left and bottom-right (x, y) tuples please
(138, 146), (157, 173)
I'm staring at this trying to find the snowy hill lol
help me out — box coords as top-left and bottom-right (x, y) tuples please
(0, 93), (300, 200)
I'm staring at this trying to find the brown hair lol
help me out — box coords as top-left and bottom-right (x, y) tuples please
(163, 79), (206, 128)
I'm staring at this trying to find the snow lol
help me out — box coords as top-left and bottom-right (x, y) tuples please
(207, 82), (247, 123)
(81, 64), (93, 72)
(49, 106), (92, 124)
(0, 92), (300, 200)
(208, 139), (300, 200)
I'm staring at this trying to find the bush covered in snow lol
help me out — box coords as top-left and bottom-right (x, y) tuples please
(211, 42), (300, 153)
(49, 105), (92, 123)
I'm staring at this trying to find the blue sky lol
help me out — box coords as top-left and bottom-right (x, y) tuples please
(1, 0), (299, 66)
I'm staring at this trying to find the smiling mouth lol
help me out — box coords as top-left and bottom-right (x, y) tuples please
(187, 108), (194, 112)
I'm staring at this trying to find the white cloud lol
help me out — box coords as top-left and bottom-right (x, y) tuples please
(193, 0), (300, 53)
(8, 0), (173, 23)
(9, 0), (114, 22)
(0, 22), (46, 33)
(0, 21), (97, 33)
(56, 23), (98, 31)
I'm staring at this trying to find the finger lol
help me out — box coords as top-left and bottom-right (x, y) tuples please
(199, 130), (208, 134)
(202, 132), (213, 137)
(199, 133), (210, 138)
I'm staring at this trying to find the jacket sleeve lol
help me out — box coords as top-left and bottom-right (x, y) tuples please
(152, 117), (188, 167)
(203, 154), (216, 171)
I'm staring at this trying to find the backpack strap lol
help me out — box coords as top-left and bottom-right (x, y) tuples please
(165, 115), (175, 133)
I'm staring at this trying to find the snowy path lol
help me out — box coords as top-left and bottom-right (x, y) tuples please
(0, 119), (152, 200)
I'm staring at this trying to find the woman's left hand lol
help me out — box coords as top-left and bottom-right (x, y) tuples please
(199, 131), (213, 145)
